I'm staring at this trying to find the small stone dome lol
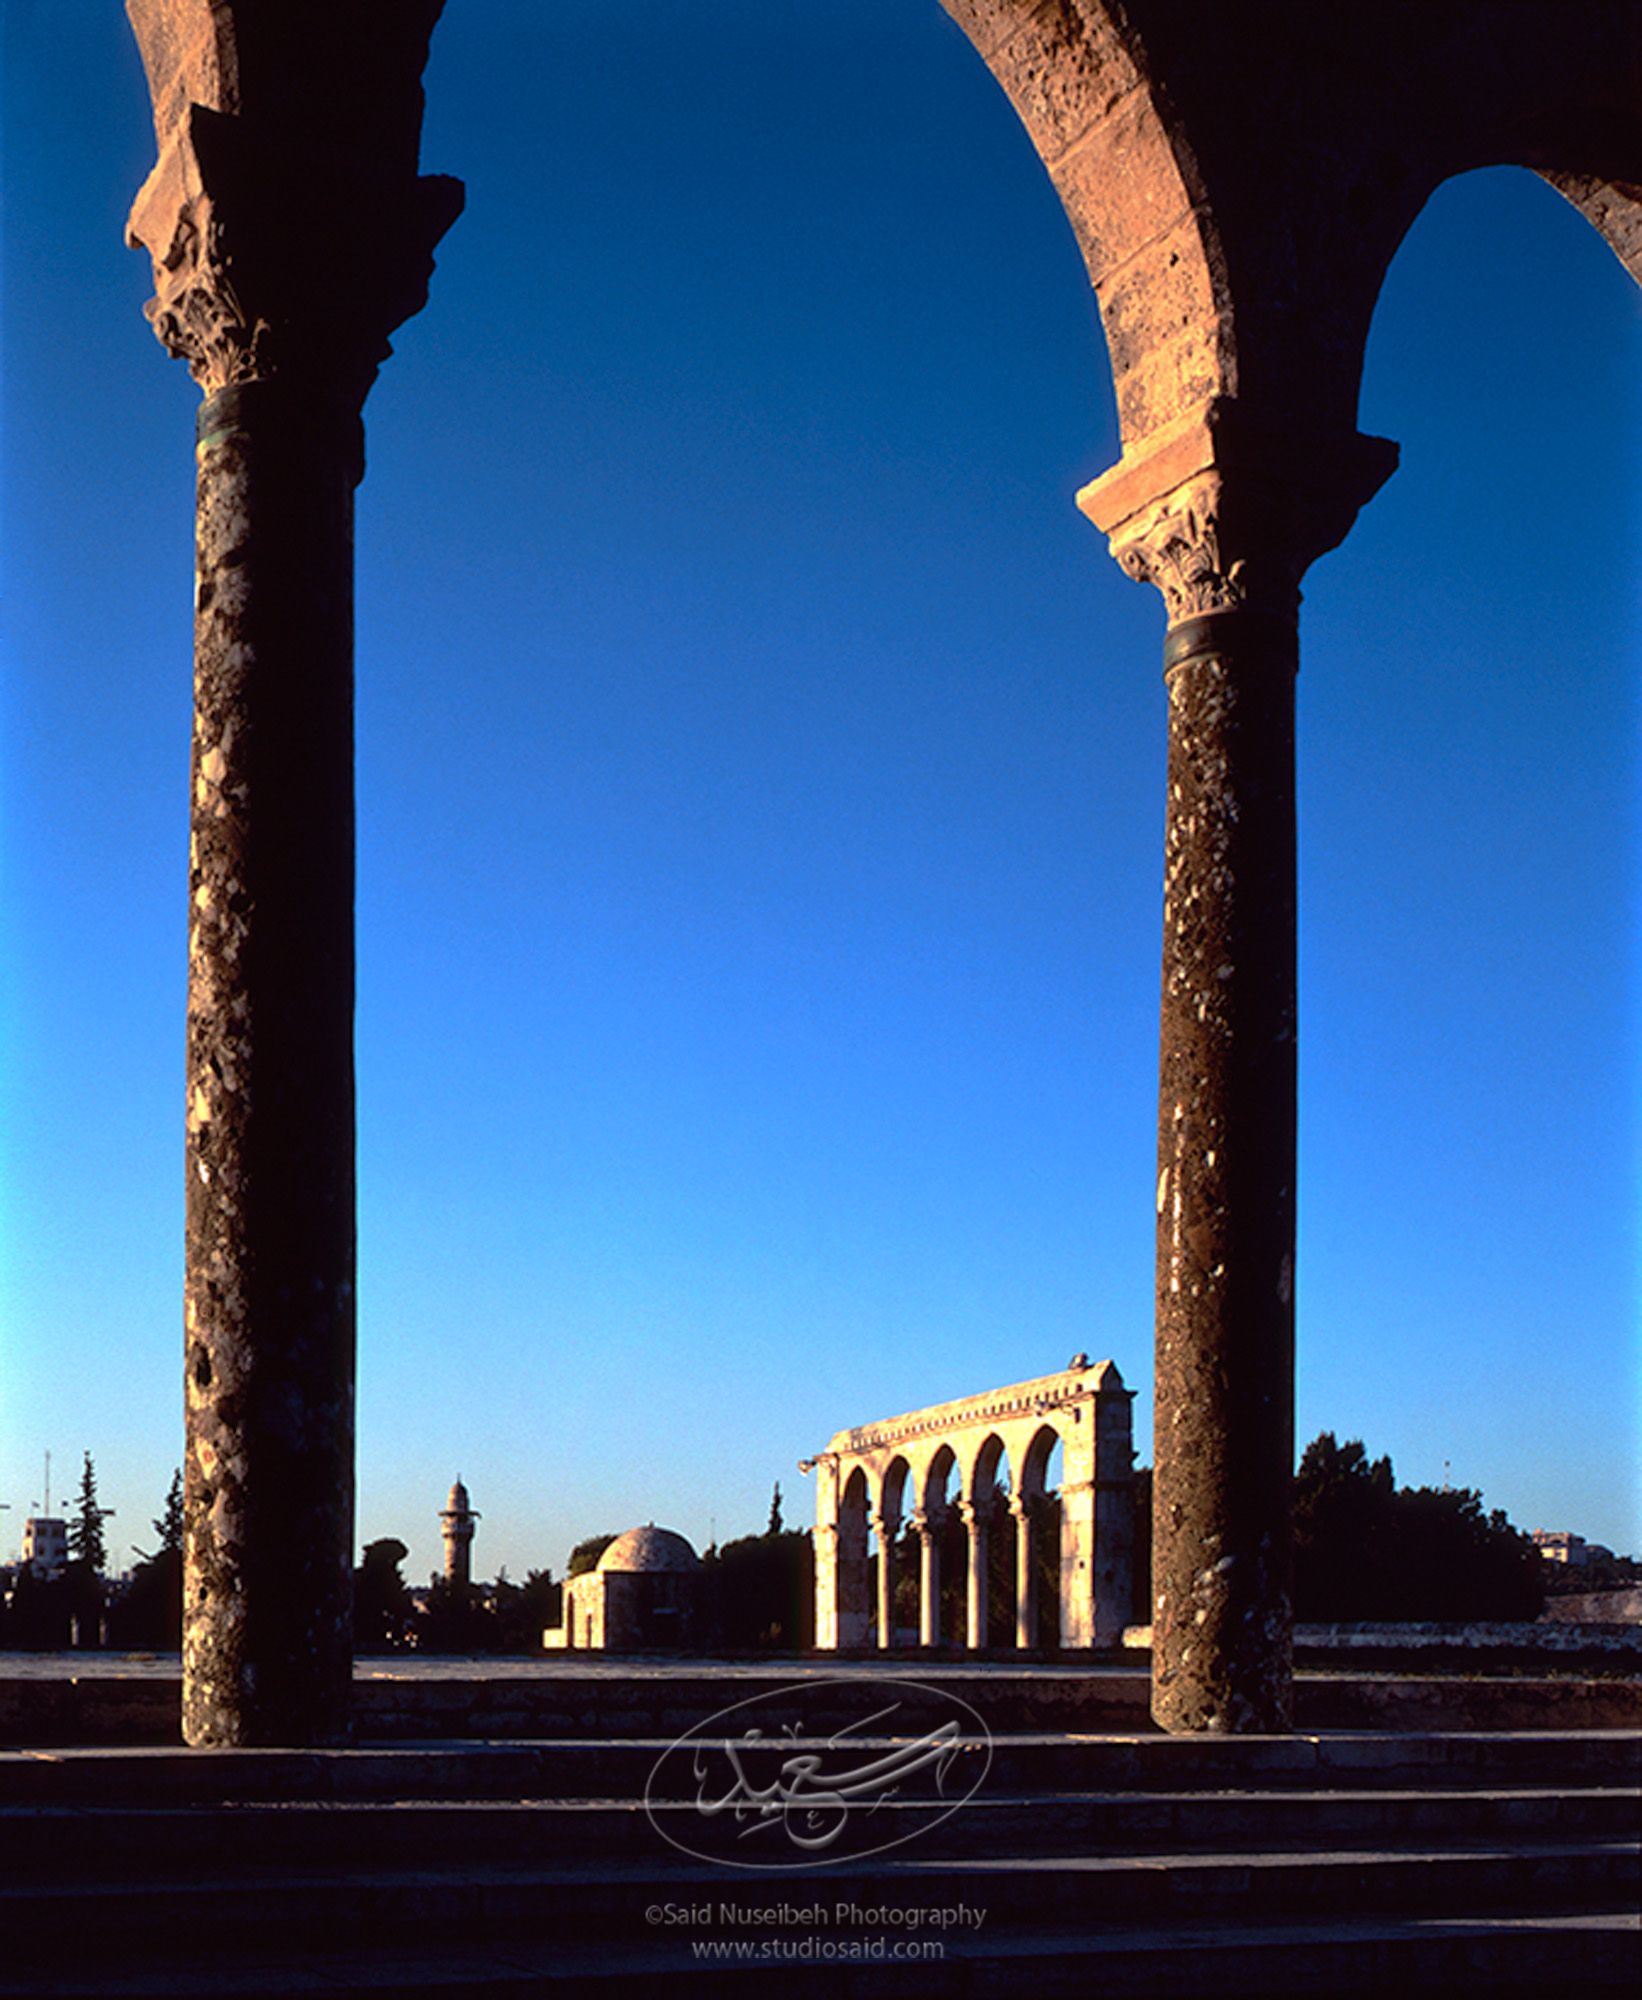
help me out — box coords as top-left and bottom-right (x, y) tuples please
(597, 1524), (699, 1574)
(445, 1479), (471, 1513)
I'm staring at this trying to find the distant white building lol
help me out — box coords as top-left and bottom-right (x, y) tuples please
(544, 1525), (707, 1650)
(1532, 1530), (1614, 1568)
(21, 1516), (67, 1579)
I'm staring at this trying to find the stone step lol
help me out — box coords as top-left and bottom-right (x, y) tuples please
(0, 1785), (1635, 1876)
(0, 1839), (1634, 1963)
(5, 1666), (1638, 1747)
(0, 1907), (1635, 1996)
(2, 1729), (1634, 1805)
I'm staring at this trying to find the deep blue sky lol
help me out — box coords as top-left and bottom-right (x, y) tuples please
(2, 1), (1637, 1586)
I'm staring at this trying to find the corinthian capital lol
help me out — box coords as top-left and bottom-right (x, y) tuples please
(1079, 401), (1398, 626)
(1104, 470), (1302, 622)
(125, 1), (462, 409)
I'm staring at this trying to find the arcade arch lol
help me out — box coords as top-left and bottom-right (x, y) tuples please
(803, 1361), (1134, 1651)
(112, 0), (1641, 1745)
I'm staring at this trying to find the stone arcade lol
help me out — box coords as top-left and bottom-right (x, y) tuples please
(804, 1362), (1135, 1652)
(121, 0), (1642, 1745)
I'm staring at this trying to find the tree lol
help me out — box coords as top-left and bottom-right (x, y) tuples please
(1388, 1485), (1544, 1622)
(354, 1538), (412, 1650)
(706, 1529), (814, 1649)
(110, 1469), (185, 1651)
(415, 1571), (499, 1654)
(2, 1560), (71, 1651)
(566, 1533), (618, 1578)
(153, 1469), (184, 1557)
(493, 1568), (562, 1652)
(1293, 1433), (1397, 1620)
(130, 1468), (185, 1569)
(1293, 1432), (1543, 1623)
(767, 1483), (784, 1536)
(66, 1452), (109, 1575)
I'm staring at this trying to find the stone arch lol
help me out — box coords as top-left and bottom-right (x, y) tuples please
(947, 4), (1642, 456)
(876, 1455), (911, 1526)
(913, 1445), (960, 1647)
(1538, 174), (1642, 289)
(1318, 158), (1638, 1543)
(125, 0), (242, 133)
(870, 1456), (912, 1650)
(1017, 1420), (1063, 1502)
(1331, 163), (1642, 449)
(921, 1443), (959, 1517)
(940, 0), (1231, 450)
(966, 1431), (1010, 1510)
(1013, 1419), (1065, 1648)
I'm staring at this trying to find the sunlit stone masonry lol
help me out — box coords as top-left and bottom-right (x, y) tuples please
(125, 0), (462, 1747)
(804, 1363), (1135, 1652)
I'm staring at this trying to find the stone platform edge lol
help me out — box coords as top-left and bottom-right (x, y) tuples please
(1, 1659), (1638, 1746)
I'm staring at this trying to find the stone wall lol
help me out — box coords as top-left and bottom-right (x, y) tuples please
(1541, 1589), (1642, 1626)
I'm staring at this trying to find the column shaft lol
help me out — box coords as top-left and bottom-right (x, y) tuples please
(917, 1524), (941, 1647)
(1012, 1505), (1036, 1650)
(183, 384), (359, 1747)
(963, 1508), (988, 1650)
(812, 1522), (840, 1650)
(1151, 607), (1297, 1733)
(872, 1515), (897, 1650)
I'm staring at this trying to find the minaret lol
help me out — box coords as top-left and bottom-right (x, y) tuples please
(439, 1479), (479, 1591)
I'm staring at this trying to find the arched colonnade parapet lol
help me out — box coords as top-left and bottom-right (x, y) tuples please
(802, 1362), (1135, 1652)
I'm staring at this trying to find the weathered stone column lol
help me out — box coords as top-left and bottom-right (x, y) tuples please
(811, 1521), (840, 1649)
(125, 1), (461, 1747)
(1082, 403), (1395, 1732)
(837, 1506), (870, 1648)
(1010, 1498), (1036, 1650)
(1093, 1377), (1138, 1648)
(959, 1499), (989, 1650)
(871, 1512), (899, 1650)
(912, 1511), (944, 1647)
(1054, 1360), (1135, 1649)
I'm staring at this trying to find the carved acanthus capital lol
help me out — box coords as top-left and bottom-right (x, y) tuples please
(126, 0), (462, 412)
(1106, 470), (1302, 622)
(1080, 401), (1399, 627)
(128, 103), (462, 410)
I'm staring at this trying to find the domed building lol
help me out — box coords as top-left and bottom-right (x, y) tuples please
(545, 1523), (705, 1651)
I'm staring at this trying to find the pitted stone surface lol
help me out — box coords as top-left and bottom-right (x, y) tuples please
(126, 0), (462, 1748)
